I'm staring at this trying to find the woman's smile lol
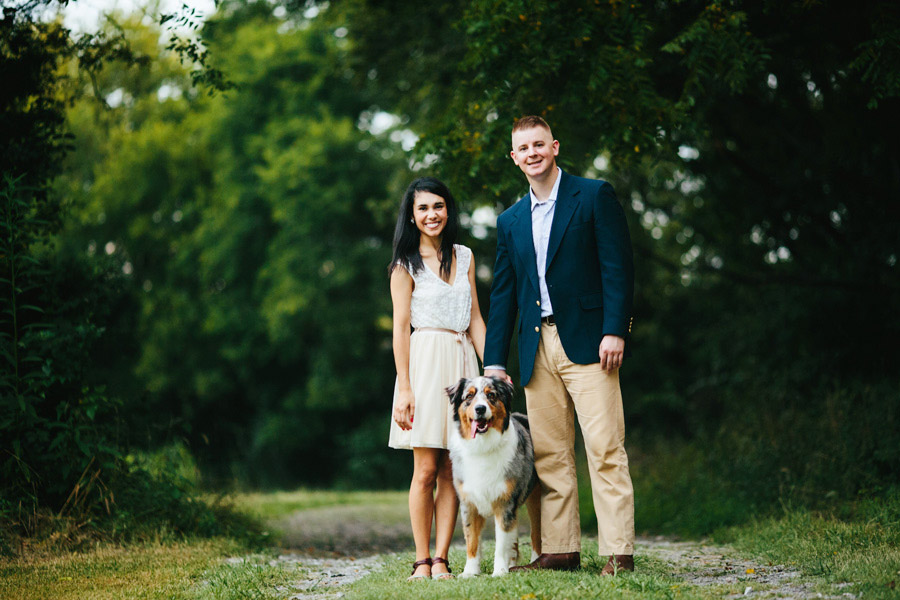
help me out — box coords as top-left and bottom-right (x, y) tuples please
(413, 191), (448, 237)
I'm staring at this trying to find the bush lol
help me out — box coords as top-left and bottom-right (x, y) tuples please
(336, 417), (412, 490)
(614, 376), (900, 538)
(1, 176), (261, 555)
(1, 175), (123, 514)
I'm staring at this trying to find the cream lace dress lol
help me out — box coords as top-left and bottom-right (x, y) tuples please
(388, 244), (480, 450)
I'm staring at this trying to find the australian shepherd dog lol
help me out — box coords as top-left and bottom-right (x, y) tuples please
(446, 376), (542, 577)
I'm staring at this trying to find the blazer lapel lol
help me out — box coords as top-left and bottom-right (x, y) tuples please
(509, 196), (541, 294)
(546, 171), (578, 269)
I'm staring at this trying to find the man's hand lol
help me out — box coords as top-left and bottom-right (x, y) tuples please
(598, 335), (625, 371)
(484, 368), (513, 385)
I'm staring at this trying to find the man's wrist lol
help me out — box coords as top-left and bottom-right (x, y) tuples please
(484, 365), (506, 372)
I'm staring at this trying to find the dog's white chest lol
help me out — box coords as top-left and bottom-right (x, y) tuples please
(450, 428), (518, 517)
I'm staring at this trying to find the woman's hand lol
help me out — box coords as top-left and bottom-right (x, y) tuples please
(393, 389), (415, 430)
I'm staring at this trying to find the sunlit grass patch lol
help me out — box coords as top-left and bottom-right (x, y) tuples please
(0, 539), (308, 600)
(187, 553), (300, 599)
(0, 538), (241, 600)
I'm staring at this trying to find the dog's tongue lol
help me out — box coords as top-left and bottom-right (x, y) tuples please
(471, 420), (479, 439)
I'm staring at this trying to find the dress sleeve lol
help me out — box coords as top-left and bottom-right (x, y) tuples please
(457, 244), (472, 278)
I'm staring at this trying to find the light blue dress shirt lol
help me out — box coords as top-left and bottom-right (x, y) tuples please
(530, 167), (562, 318)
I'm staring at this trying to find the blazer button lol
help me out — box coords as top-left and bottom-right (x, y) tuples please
(536, 300), (540, 306)
(534, 326), (540, 333)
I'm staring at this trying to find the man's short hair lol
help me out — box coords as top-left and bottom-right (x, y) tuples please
(512, 115), (552, 136)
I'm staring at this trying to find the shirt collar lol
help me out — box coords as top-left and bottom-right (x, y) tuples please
(530, 167), (562, 211)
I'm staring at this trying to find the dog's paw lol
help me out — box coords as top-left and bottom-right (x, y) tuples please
(461, 557), (481, 578)
(491, 567), (509, 577)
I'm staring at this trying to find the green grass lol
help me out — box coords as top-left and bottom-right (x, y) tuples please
(5, 488), (900, 599)
(0, 538), (309, 600)
(719, 503), (900, 600)
(186, 552), (300, 600)
(343, 543), (739, 600)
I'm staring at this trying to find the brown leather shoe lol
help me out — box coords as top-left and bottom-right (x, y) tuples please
(600, 554), (634, 575)
(509, 552), (581, 572)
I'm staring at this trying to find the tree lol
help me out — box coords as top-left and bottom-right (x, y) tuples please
(333, 0), (900, 503)
(58, 3), (410, 486)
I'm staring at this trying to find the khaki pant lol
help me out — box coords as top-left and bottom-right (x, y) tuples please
(524, 323), (635, 555)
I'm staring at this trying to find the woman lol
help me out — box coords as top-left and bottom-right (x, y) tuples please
(388, 177), (486, 581)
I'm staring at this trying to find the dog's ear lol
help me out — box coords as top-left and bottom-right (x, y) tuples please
(491, 377), (515, 402)
(445, 379), (461, 401)
(485, 376), (514, 429)
(445, 378), (468, 422)
(491, 378), (514, 431)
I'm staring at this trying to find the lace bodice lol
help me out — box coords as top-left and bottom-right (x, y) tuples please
(409, 244), (473, 332)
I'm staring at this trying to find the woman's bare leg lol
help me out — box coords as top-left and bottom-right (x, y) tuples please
(409, 447), (440, 577)
(432, 449), (459, 576)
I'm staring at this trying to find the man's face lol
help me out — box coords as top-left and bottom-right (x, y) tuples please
(510, 126), (559, 181)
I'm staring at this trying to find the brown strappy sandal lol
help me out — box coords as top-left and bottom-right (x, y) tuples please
(431, 556), (453, 580)
(407, 557), (432, 581)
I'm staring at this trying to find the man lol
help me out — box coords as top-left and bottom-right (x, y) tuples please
(483, 115), (635, 575)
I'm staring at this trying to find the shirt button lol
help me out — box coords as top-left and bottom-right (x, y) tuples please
(534, 326), (540, 332)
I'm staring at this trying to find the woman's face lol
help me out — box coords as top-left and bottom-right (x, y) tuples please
(412, 191), (448, 239)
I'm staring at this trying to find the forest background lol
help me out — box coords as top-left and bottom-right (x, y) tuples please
(2, 0), (899, 549)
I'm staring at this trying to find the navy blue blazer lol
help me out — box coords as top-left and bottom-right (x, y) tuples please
(484, 170), (634, 386)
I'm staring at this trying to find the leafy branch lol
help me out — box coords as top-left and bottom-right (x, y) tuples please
(160, 3), (233, 94)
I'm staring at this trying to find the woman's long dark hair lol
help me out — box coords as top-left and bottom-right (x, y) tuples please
(389, 177), (460, 279)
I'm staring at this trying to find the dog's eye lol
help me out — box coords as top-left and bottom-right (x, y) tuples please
(486, 392), (496, 400)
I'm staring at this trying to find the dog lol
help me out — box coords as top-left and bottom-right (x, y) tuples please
(446, 376), (542, 577)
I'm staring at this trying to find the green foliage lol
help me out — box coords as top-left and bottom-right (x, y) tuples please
(161, 4), (234, 94)
(335, 417), (411, 490)
(597, 440), (748, 538)
(1, 159), (122, 525)
(0, 172), (251, 546)
(615, 377), (899, 538)
(0, 13), (70, 193)
(102, 459), (264, 545)
(56, 4), (408, 487)
(1, 4), (265, 550)
(5, 0), (898, 546)
(338, 0), (900, 509)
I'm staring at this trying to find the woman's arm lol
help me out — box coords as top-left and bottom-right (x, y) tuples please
(466, 255), (487, 362)
(390, 266), (415, 430)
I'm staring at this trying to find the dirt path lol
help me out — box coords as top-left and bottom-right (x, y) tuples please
(640, 538), (857, 600)
(264, 502), (857, 600)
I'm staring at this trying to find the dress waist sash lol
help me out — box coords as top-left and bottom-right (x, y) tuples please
(413, 327), (477, 378)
